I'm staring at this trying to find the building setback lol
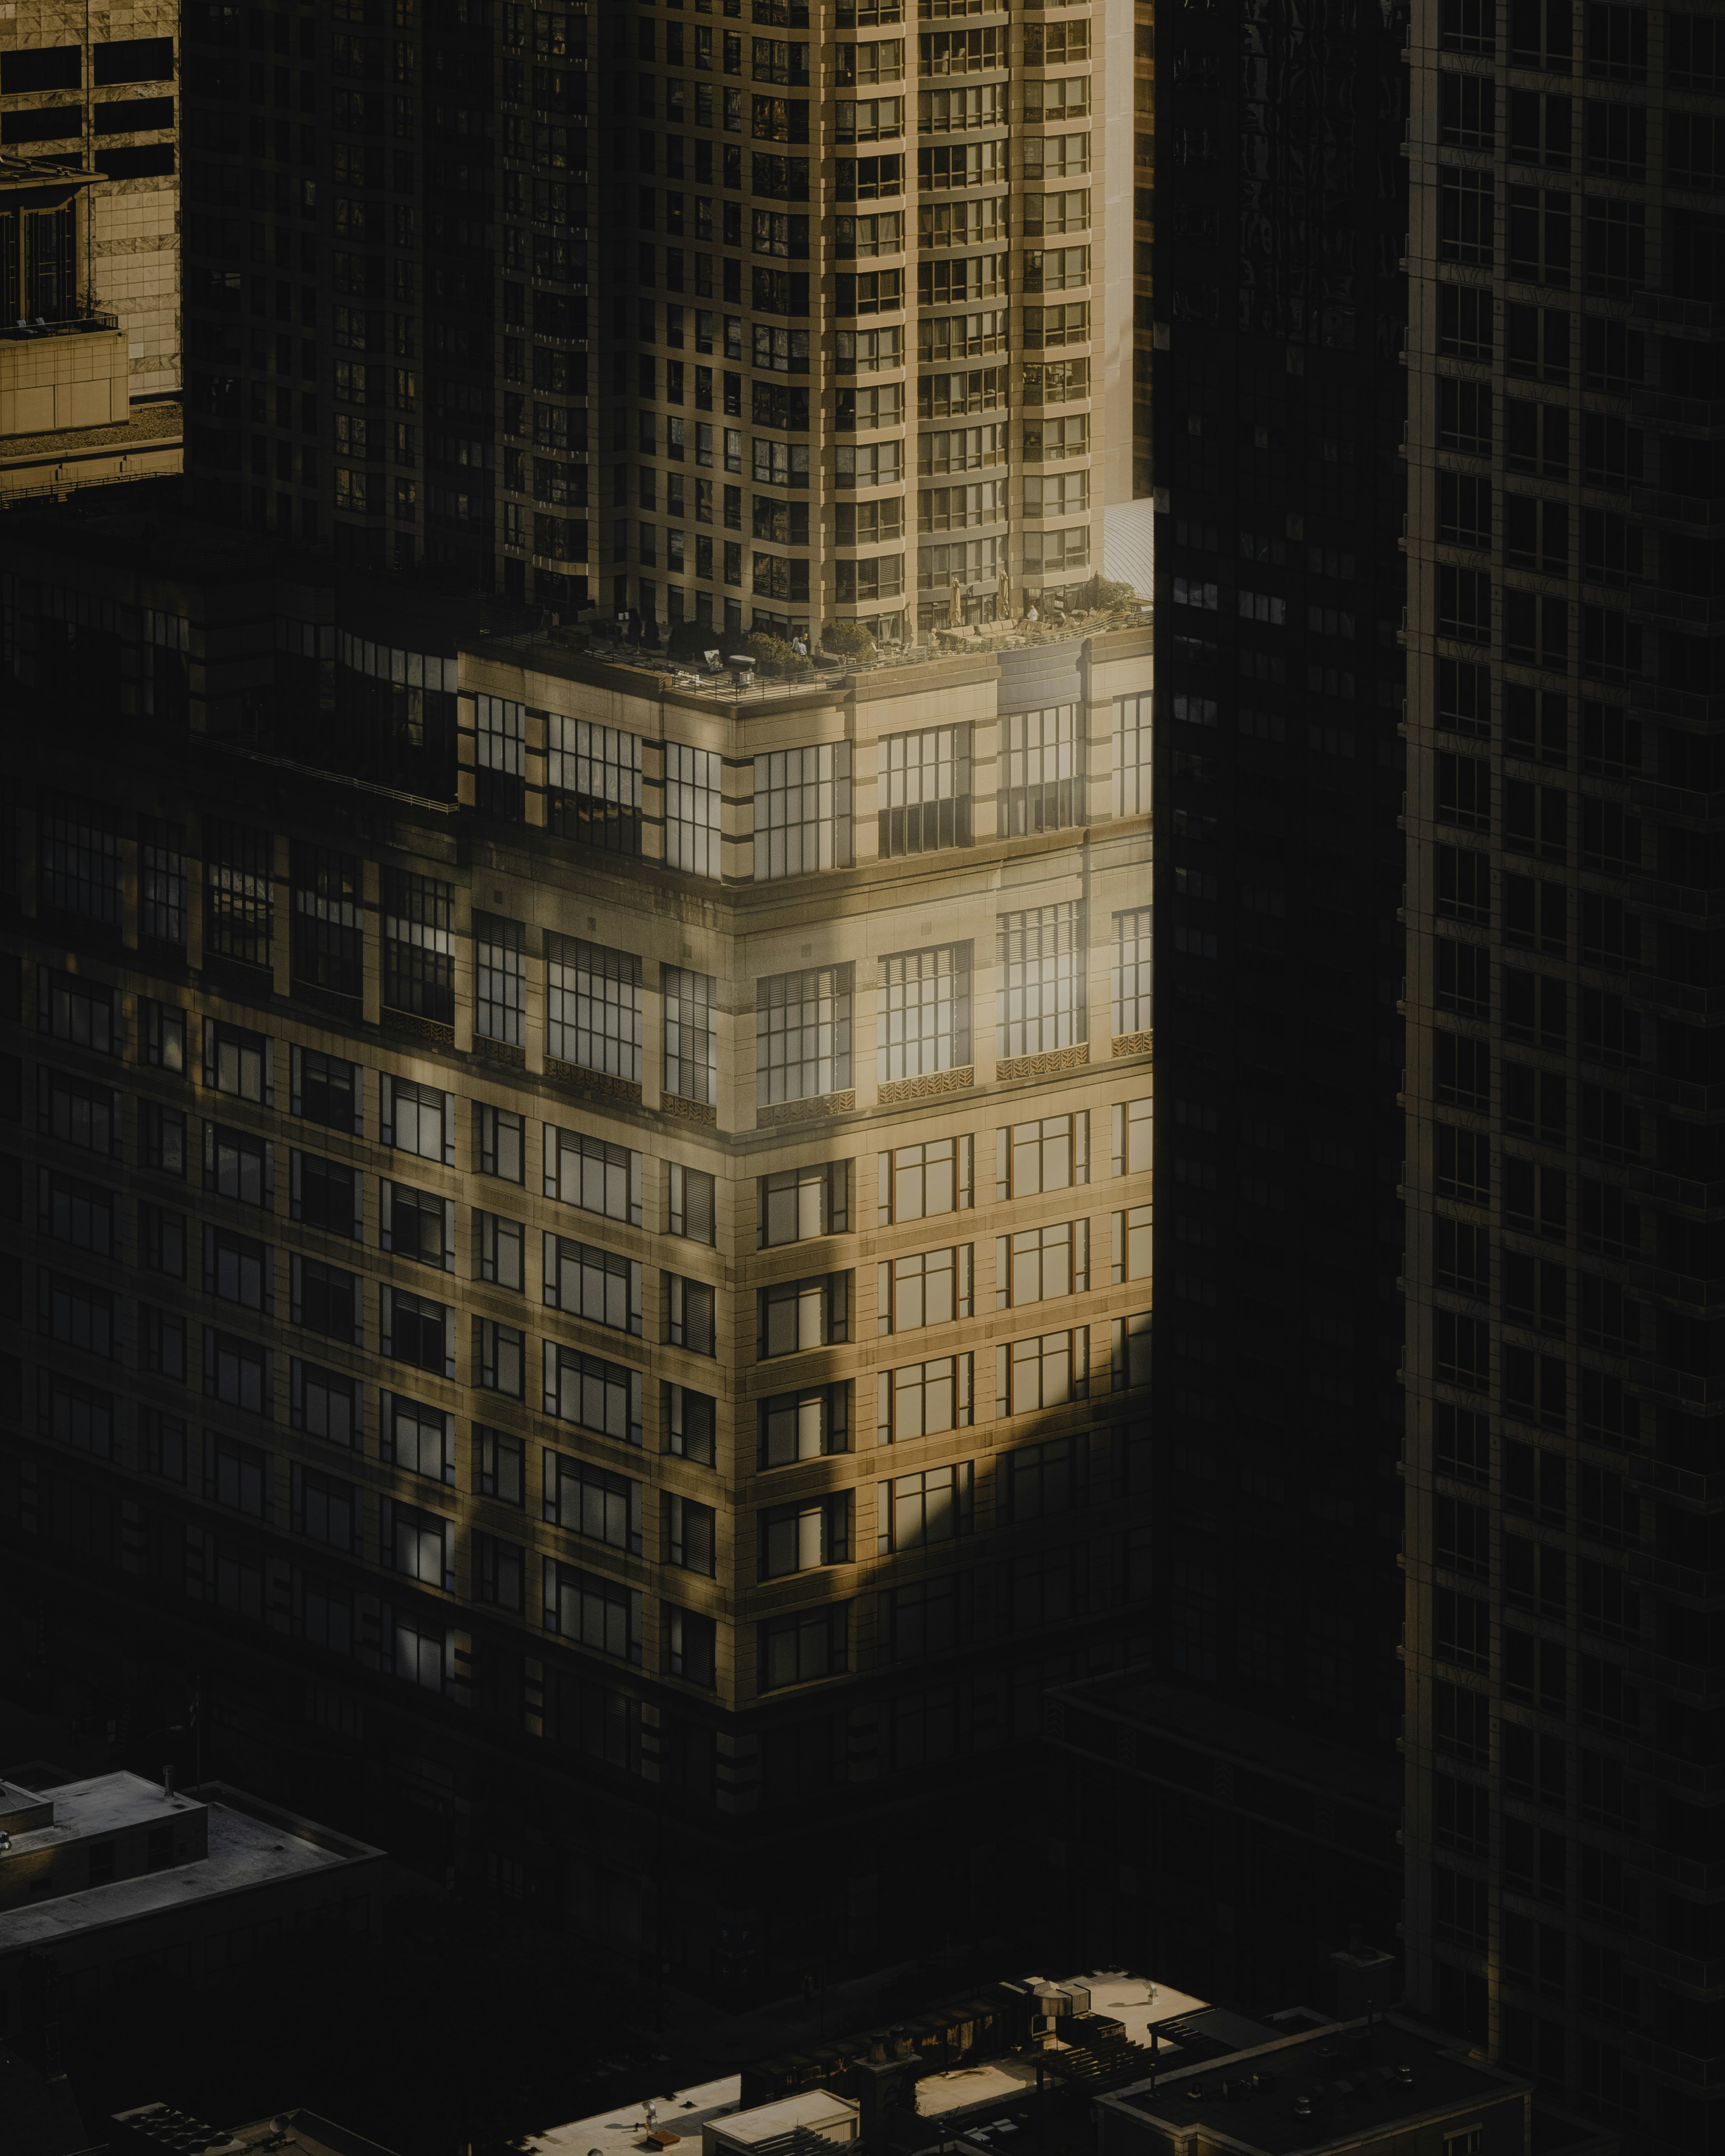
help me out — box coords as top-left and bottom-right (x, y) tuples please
(175, 0), (1149, 634)
(1402, 0), (1725, 2144)
(0, 508), (1154, 1985)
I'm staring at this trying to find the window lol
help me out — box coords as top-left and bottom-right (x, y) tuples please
(877, 1352), (973, 1441)
(656, 1382), (715, 1465)
(471, 912), (526, 1047)
(41, 1271), (118, 1355)
(292, 1361), (360, 1446)
(877, 1574), (970, 1662)
(1112, 1204), (1152, 1284)
(997, 1112), (1088, 1199)
(36, 969), (117, 1056)
(543, 1233), (642, 1334)
(205, 1331), (270, 1415)
(140, 817), (187, 945)
(759, 1381), (850, 1465)
(756, 965), (852, 1105)
(878, 1136), (973, 1222)
(758, 1272), (850, 1356)
(476, 1317), (525, 1396)
(382, 1181), (453, 1269)
(757, 1161), (849, 1246)
(544, 1562), (642, 1663)
(292, 1047), (362, 1134)
(205, 1224), (271, 1312)
(1112, 908), (1153, 1037)
(205, 1019), (269, 1104)
(293, 1464), (359, 1551)
(205, 820), (273, 968)
(140, 1201), (185, 1277)
(995, 1221), (1088, 1308)
(37, 791), (121, 924)
(665, 1491), (718, 1573)
(543, 1126), (643, 1225)
(1001, 1433), (1088, 1519)
(998, 705), (1079, 835)
(209, 1433), (271, 1519)
(141, 1410), (186, 1483)
(381, 1285), (452, 1375)
(382, 869), (455, 1022)
(1113, 692), (1151, 817)
(664, 967), (719, 1105)
(475, 695), (526, 821)
(759, 1604), (848, 1689)
(664, 1605), (717, 1687)
(382, 1497), (454, 1590)
(292, 1152), (359, 1237)
(543, 1451), (642, 1552)
(998, 904), (1085, 1058)
(39, 1371), (115, 1456)
(877, 944), (970, 1081)
(667, 1163), (717, 1244)
(473, 1530), (525, 1612)
(878, 725), (971, 856)
(393, 1618), (449, 1692)
(879, 1462), (973, 1552)
(144, 1099), (185, 1173)
(666, 742), (722, 878)
(478, 1211), (525, 1289)
(878, 1244), (973, 1332)
(543, 1343), (643, 1443)
(547, 717), (643, 853)
(381, 1076), (452, 1163)
(41, 1170), (119, 1256)
(760, 1491), (849, 1577)
(382, 1393), (454, 1482)
(478, 1103), (525, 1181)
(469, 1423), (524, 1507)
(1112, 1097), (1151, 1176)
(291, 1256), (362, 1343)
(753, 743), (852, 878)
(998, 1327), (1089, 1416)
(545, 936), (641, 1080)
(665, 1274), (717, 1354)
(290, 845), (363, 998)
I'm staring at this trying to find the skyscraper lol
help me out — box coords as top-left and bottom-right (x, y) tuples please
(1403, 0), (1724, 2138)
(1148, 0), (1411, 1765)
(0, 507), (1155, 1984)
(178, 0), (1148, 631)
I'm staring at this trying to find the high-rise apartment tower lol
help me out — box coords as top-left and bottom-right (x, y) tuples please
(1404, 0), (1724, 2141)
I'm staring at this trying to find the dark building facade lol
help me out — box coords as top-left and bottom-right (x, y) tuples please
(1147, 2), (1411, 1760)
(1402, 0), (1725, 2145)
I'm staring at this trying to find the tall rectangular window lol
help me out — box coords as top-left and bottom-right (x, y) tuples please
(37, 791), (121, 925)
(878, 943), (970, 1080)
(475, 694), (526, 821)
(665, 966), (718, 1104)
(139, 817), (186, 945)
(997, 1326), (1089, 1416)
(546, 935), (642, 1079)
(998, 902), (1085, 1057)
(382, 870), (455, 1022)
(877, 1353), (973, 1441)
(1112, 907), (1153, 1036)
(998, 704), (1080, 835)
(205, 820), (273, 968)
(666, 741), (722, 876)
(757, 965), (852, 1104)
(290, 844), (363, 998)
(547, 717), (644, 853)
(753, 743), (852, 877)
(878, 724), (971, 856)
(474, 912), (526, 1045)
(1113, 692), (1151, 816)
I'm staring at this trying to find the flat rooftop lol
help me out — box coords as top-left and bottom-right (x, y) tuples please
(0, 1774), (380, 1954)
(1112, 2017), (1528, 2156)
(526, 2074), (745, 2156)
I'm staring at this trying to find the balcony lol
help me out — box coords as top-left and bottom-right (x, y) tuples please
(0, 308), (121, 343)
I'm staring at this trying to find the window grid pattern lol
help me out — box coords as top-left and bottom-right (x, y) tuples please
(38, 791), (121, 925)
(664, 968), (719, 1105)
(475, 695), (527, 821)
(382, 869), (455, 1023)
(998, 704), (1081, 836)
(545, 935), (642, 1080)
(878, 943), (972, 1079)
(757, 965), (853, 1105)
(878, 725), (972, 856)
(754, 743), (853, 878)
(474, 911), (526, 1045)
(997, 903), (1086, 1058)
(290, 844), (363, 998)
(139, 817), (186, 945)
(547, 718), (644, 854)
(1112, 907), (1154, 1036)
(1113, 692), (1151, 816)
(666, 741), (722, 878)
(205, 820), (273, 968)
